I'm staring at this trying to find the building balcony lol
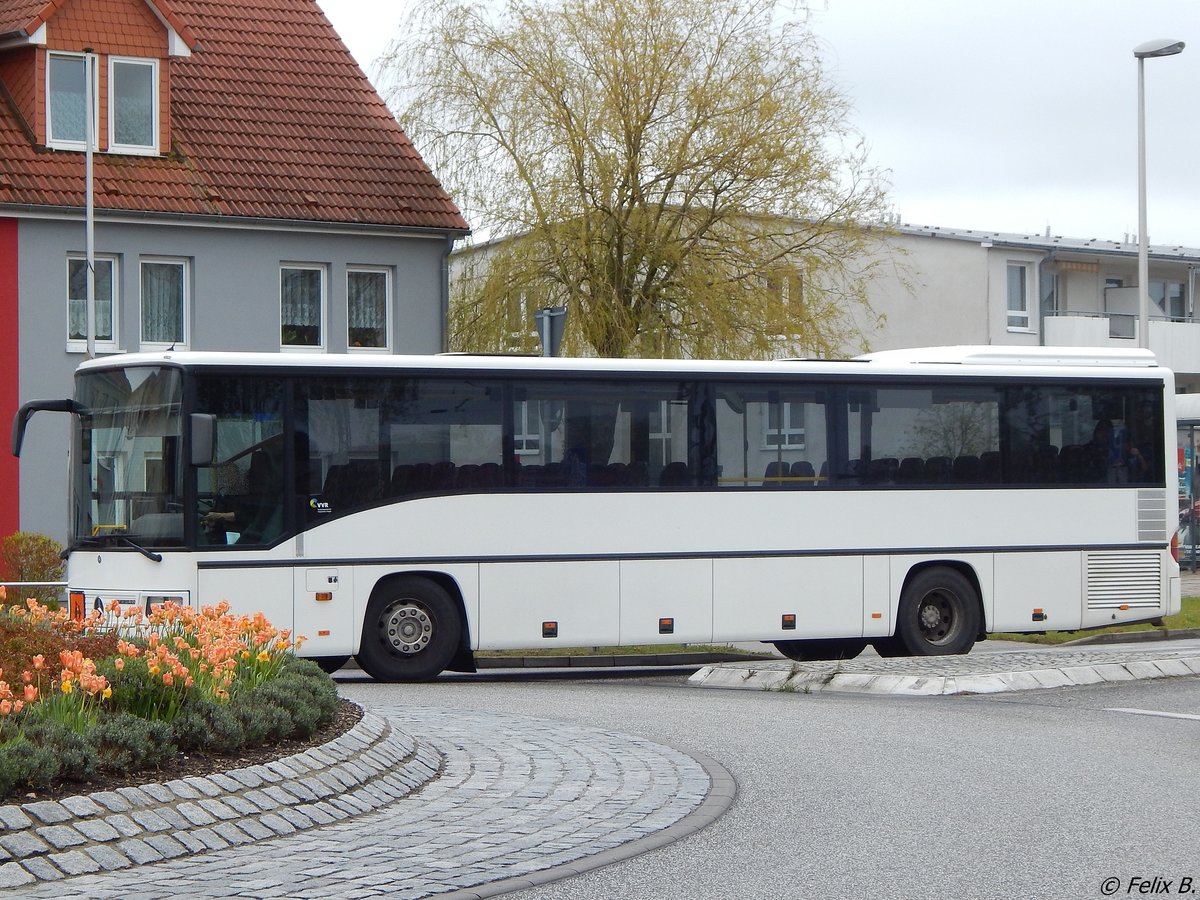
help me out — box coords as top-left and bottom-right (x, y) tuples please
(1043, 313), (1200, 383)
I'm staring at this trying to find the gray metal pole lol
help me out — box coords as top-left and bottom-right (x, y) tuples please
(84, 50), (97, 359)
(1137, 55), (1149, 350)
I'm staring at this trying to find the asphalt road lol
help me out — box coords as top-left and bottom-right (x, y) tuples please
(338, 667), (1200, 900)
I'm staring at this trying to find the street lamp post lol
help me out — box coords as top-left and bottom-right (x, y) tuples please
(1134, 38), (1184, 350)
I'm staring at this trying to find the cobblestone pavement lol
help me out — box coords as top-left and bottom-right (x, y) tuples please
(690, 639), (1200, 695)
(0, 706), (725, 899)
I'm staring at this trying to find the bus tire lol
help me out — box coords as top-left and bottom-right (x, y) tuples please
(355, 576), (462, 682)
(774, 639), (867, 662)
(312, 655), (350, 674)
(894, 567), (980, 656)
(871, 637), (907, 657)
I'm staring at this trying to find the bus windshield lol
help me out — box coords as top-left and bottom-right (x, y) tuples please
(72, 366), (184, 549)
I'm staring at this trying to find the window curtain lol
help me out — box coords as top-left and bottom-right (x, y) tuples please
(68, 259), (114, 341)
(348, 270), (386, 347)
(112, 61), (154, 147)
(49, 56), (87, 143)
(282, 268), (323, 345)
(142, 262), (183, 344)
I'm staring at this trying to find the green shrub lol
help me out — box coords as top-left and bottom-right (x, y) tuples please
(193, 697), (245, 754)
(0, 532), (65, 607)
(230, 696), (294, 746)
(88, 713), (176, 772)
(169, 700), (214, 753)
(250, 670), (337, 739)
(0, 737), (57, 795)
(15, 718), (94, 783)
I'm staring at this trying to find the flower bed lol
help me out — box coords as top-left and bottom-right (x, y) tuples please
(0, 589), (338, 799)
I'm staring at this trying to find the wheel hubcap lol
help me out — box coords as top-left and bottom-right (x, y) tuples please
(918, 593), (954, 643)
(383, 602), (433, 655)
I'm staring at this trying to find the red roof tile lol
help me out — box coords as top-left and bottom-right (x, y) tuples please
(0, 1), (52, 37)
(0, 0), (469, 233)
(1, 0), (197, 48)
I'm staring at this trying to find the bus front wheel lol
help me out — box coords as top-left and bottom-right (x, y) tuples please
(356, 576), (462, 682)
(893, 567), (980, 656)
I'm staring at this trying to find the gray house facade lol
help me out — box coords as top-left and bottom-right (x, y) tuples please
(0, 0), (469, 541)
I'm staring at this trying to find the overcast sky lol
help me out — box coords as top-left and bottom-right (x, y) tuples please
(318, 0), (1199, 247)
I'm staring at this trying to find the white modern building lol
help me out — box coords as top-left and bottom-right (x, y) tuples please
(855, 224), (1200, 390)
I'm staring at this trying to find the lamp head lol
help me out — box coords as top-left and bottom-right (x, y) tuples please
(1134, 39), (1185, 59)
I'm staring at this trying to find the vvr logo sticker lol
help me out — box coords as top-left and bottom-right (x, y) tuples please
(309, 498), (332, 514)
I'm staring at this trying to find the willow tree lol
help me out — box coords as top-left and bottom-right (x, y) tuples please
(386, 0), (893, 358)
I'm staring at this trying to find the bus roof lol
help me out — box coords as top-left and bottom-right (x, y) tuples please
(857, 345), (1160, 367)
(74, 346), (1168, 381)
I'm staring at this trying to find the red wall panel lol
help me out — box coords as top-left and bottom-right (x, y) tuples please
(0, 218), (19, 539)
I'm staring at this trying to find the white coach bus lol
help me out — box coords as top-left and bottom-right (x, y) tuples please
(12, 346), (1180, 681)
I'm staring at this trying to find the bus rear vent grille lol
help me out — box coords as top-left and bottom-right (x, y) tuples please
(1137, 489), (1168, 543)
(1086, 552), (1161, 610)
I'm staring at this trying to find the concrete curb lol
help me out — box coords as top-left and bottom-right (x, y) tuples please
(688, 648), (1200, 696)
(1063, 628), (1200, 646)
(0, 712), (441, 888)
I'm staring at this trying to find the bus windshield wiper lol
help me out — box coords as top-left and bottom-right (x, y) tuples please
(75, 534), (162, 562)
(117, 537), (163, 563)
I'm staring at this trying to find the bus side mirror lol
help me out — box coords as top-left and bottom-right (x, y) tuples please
(190, 414), (215, 467)
(11, 399), (83, 457)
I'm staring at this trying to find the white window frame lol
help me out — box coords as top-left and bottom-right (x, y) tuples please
(513, 400), (541, 455)
(1007, 261), (1034, 332)
(346, 266), (392, 352)
(139, 257), (189, 350)
(764, 401), (805, 450)
(46, 52), (97, 151)
(281, 264), (327, 351)
(66, 253), (120, 353)
(108, 57), (159, 155)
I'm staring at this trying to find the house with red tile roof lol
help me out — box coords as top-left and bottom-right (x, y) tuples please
(0, 0), (469, 541)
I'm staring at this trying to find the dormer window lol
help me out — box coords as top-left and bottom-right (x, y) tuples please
(47, 52), (95, 149)
(45, 52), (160, 155)
(110, 58), (158, 153)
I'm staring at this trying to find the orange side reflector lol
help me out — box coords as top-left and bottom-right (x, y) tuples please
(1033, 608), (1044, 614)
(542, 621), (558, 638)
(68, 591), (85, 621)
(659, 617), (674, 634)
(871, 612), (882, 619)
(317, 629), (331, 637)
(315, 592), (333, 602)
(781, 614), (796, 630)
(1119, 604), (1130, 611)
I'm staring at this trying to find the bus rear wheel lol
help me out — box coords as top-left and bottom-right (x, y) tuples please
(356, 576), (462, 682)
(773, 639), (867, 662)
(893, 567), (980, 656)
